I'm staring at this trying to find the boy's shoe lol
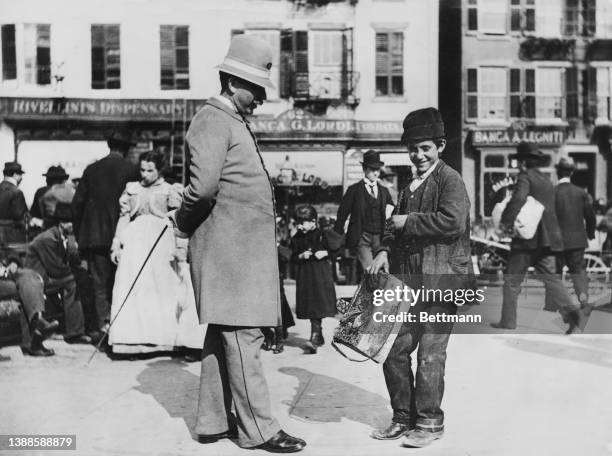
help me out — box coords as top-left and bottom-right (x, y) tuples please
(370, 422), (412, 440)
(304, 341), (317, 354)
(401, 429), (444, 448)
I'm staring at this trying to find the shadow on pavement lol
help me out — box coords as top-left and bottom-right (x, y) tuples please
(279, 366), (391, 429)
(134, 359), (200, 438)
(501, 337), (612, 369)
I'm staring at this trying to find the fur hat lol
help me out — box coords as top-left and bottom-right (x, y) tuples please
(401, 107), (445, 144)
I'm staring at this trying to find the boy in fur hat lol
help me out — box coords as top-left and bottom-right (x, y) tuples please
(369, 107), (471, 448)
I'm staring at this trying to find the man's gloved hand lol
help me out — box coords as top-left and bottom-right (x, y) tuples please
(110, 238), (121, 265)
(166, 210), (189, 239)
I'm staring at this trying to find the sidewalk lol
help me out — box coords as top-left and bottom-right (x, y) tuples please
(1, 283), (612, 455)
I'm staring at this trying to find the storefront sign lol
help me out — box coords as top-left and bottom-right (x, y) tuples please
(472, 127), (566, 146)
(0, 97), (206, 121)
(0, 98), (403, 139)
(251, 109), (402, 138)
(261, 151), (343, 187)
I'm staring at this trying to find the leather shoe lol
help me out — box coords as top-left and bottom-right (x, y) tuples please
(64, 334), (93, 344)
(31, 315), (59, 339)
(401, 429), (444, 448)
(197, 427), (238, 443)
(22, 340), (55, 357)
(255, 430), (306, 453)
(490, 322), (516, 330)
(370, 422), (412, 440)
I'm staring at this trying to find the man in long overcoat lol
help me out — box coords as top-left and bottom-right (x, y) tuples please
(71, 129), (139, 338)
(554, 156), (596, 312)
(172, 35), (305, 453)
(370, 108), (471, 448)
(492, 143), (583, 332)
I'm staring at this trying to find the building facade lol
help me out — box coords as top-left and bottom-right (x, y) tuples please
(0, 0), (439, 222)
(441, 0), (612, 229)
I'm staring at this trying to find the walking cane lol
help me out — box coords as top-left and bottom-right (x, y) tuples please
(86, 224), (169, 365)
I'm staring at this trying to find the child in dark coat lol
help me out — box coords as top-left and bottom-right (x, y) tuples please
(291, 205), (337, 354)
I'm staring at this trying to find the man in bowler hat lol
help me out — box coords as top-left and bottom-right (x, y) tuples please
(334, 150), (395, 271)
(554, 156), (596, 315)
(0, 162), (28, 247)
(31, 165), (72, 229)
(72, 128), (139, 341)
(170, 35), (305, 452)
(492, 142), (584, 332)
(370, 107), (471, 448)
(26, 202), (91, 345)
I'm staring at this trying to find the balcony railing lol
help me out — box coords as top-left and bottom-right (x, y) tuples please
(291, 70), (359, 104)
(475, 95), (566, 121)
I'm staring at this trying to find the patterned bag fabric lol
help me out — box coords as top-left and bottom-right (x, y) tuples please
(0, 299), (21, 321)
(333, 272), (413, 363)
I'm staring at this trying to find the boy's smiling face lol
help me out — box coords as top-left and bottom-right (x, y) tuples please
(407, 139), (446, 175)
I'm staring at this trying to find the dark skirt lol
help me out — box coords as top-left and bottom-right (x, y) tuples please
(295, 260), (337, 319)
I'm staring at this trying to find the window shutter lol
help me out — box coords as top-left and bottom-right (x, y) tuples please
(294, 30), (309, 98)
(375, 32), (389, 96)
(175, 26), (189, 90)
(510, 68), (521, 117)
(467, 68), (478, 119)
(565, 66), (578, 119)
(524, 68), (535, 118)
(585, 66), (598, 122)
(468, 0), (478, 31)
(160, 25), (175, 89)
(341, 28), (353, 100)
(584, 0), (596, 36)
(36, 24), (51, 85)
(91, 25), (105, 88)
(1, 24), (16, 80)
(279, 29), (293, 98)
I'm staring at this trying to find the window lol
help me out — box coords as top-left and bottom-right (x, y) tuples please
(467, 67), (507, 121)
(1, 24), (16, 81)
(375, 31), (403, 97)
(508, 68), (535, 118)
(23, 24), (51, 85)
(535, 0), (562, 36)
(310, 30), (343, 99)
(536, 68), (564, 120)
(245, 29), (280, 99)
(596, 67), (612, 120)
(596, 0), (612, 37)
(563, 0), (580, 36)
(91, 24), (120, 89)
(478, 0), (507, 34)
(160, 25), (189, 90)
(510, 0), (535, 32)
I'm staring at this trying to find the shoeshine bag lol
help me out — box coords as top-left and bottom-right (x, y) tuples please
(332, 272), (413, 363)
(513, 195), (544, 240)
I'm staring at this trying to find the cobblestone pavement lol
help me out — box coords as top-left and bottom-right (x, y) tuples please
(1, 284), (612, 456)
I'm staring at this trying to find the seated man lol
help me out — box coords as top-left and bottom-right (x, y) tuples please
(25, 203), (91, 345)
(0, 257), (59, 356)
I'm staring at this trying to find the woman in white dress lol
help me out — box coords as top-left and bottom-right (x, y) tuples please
(109, 150), (203, 354)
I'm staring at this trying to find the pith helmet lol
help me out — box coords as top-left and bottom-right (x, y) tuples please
(216, 35), (275, 89)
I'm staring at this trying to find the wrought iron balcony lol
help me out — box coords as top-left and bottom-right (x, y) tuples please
(291, 70), (359, 105)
